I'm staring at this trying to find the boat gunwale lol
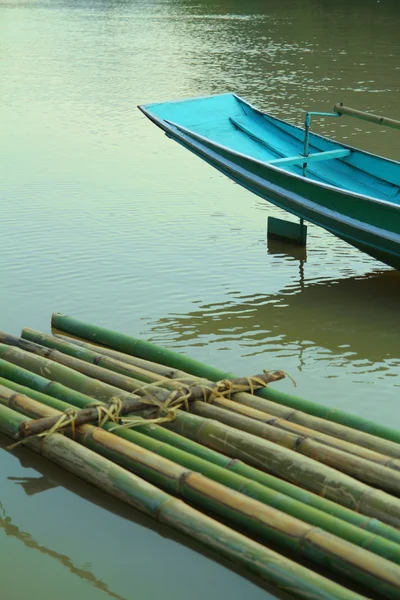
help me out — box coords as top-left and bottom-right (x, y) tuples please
(138, 106), (400, 258)
(138, 93), (400, 210)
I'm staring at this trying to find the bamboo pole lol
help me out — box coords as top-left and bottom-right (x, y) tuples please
(216, 388), (400, 459)
(54, 333), (191, 379)
(50, 313), (400, 443)
(194, 394), (400, 468)
(0, 334), (282, 406)
(5, 336), (400, 496)
(8, 382), (400, 567)
(8, 334), (400, 488)
(2, 404), (365, 600)
(1, 385), (400, 597)
(26, 330), (191, 386)
(0, 360), (100, 409)
(2, 372), (400, 548)
(164, 411), (400, 528)
(188, 401), (400, 494)
(334, 103), (400, 130)
(1, 345), (400, 524)
(0, 345), (150, 405)
(23, 329), (400, 459)
(17, 396), (142, 439)
(17, 362), (400, 493)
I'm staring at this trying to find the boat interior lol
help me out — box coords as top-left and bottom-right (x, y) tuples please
(143, 94), (400, 203)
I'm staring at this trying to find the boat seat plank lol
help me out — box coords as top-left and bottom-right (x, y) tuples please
(231, 113), (398, 199)
(269, 149), (351, 167)
(262, 112), (400, 188)
(230, 115), (347, 179)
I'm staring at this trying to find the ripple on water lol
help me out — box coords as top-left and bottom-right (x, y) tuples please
(1, 1), (399, 598)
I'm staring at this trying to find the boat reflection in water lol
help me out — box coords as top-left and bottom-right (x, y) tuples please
(153, 240), (400, 366)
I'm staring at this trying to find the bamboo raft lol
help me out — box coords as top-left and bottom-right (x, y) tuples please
(1, 314), (400, 599)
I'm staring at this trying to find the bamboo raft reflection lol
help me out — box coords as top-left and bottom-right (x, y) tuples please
(0, 500), (126, 600)
(0, 313), (399, 599)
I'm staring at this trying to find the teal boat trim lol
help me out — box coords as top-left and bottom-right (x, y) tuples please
(139, 93), (400, 269)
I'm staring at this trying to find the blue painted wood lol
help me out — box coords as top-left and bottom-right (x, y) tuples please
(269, 149), (351, 166)
(138, 94), (400, 269)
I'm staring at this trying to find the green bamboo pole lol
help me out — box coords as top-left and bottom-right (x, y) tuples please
(0, 338), (157, 398)
(22, 329), (400, 460)
(54, 333), (191, 379)
(50, 313), (400, 443)
(6, 334), (400, 491)
(1, 345), (400, 526)
(2, 404), (364, 600)
(0, 335), (400, 502)
(2, 372), (400, 548)
(1, 385), (400, 597)
(6, 381), (400, 567)
(187, 401), (400, 494)
(193, 395), (400, 468)
(214, 388), (400, 459)
(0, 377), (72, 411)
(25, 329), (185, 386)
(0, 362), (99, 409)
(164, 411), (400, 528)
(0, 344), (146, 405)
(0, 331), (283, 405)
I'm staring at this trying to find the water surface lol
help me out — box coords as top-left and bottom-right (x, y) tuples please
(1, 0), (399, 598)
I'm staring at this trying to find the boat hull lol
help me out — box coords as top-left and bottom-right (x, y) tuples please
(139, 95), (400, 269)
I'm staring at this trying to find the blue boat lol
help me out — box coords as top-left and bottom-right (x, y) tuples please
(139, 93), (400, 269)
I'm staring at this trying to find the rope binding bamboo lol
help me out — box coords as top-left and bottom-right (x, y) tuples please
(13, 370), (285, 444)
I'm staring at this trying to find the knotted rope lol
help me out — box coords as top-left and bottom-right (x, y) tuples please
(90, 397), (123, 427)
(7, 398), (123, 451)
(7, 407), (79, 451)
(9, 369), (290, 445)
(111, 370), (289, 430)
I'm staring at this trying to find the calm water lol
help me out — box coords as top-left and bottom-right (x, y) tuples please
(1, 0), (400, 598)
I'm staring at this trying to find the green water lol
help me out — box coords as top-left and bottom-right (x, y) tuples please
(1, 0), (399, 598)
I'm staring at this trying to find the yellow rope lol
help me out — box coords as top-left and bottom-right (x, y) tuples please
(90, 398), (123, 427)
(200, 374), (271, 403)
(108, 410), (177, 432)
(131, 377), (194, 398)
(110, 372), (282, 432)
(7, 370), (290, 445)
(6, 399), (123, 451)
(109, 387), (192, 432)
(281, 371), (297, 388)
(7, 407), (78, 451)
